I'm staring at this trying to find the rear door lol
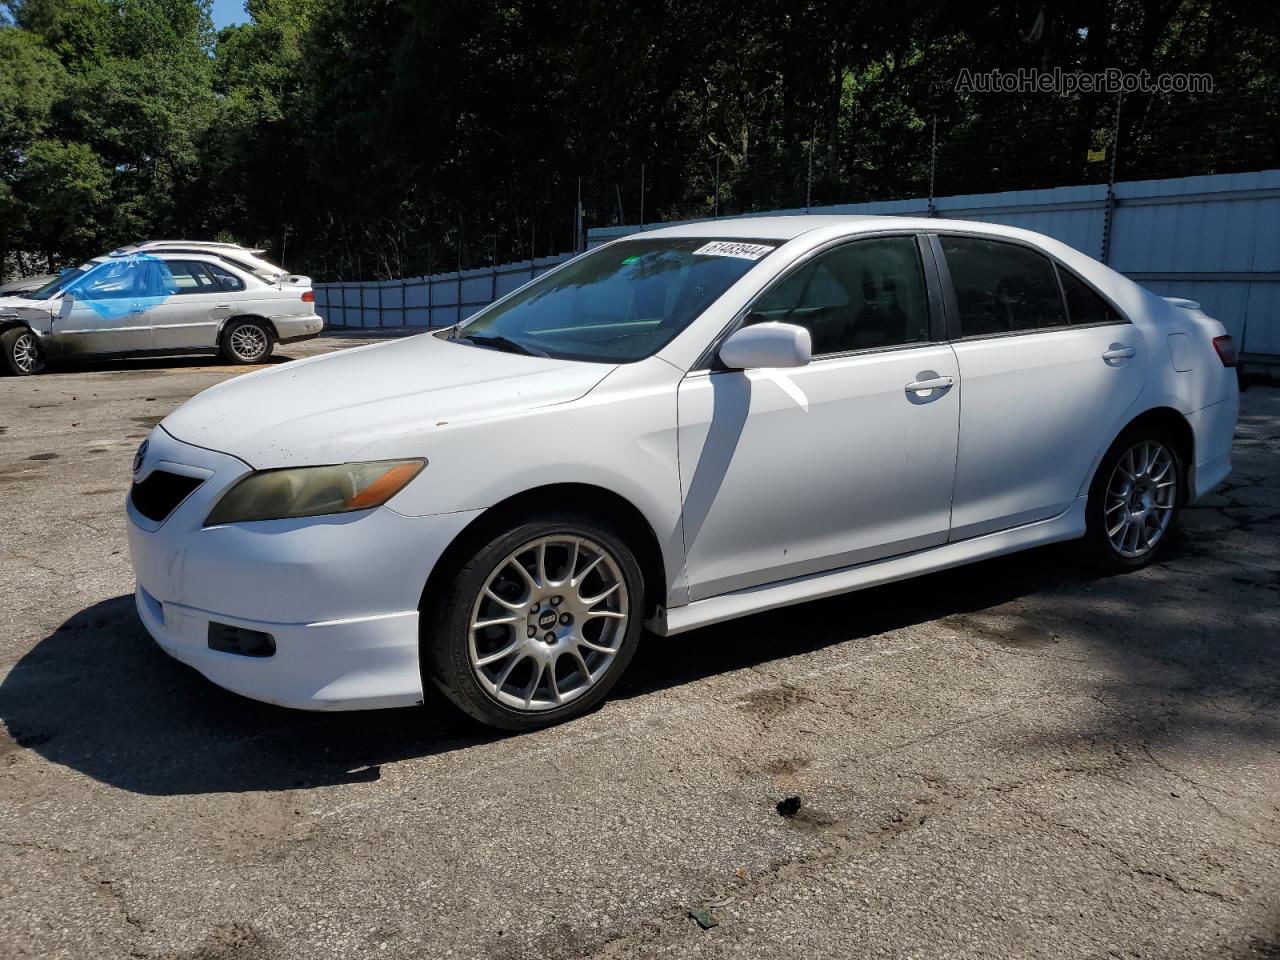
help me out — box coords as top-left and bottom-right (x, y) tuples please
(935, 234), (1145, 540)
(146, 259), (233, 349)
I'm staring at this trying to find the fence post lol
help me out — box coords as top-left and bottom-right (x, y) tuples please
(714, 155), (720, 217)
(806, 122), (815, 212)
(1100, 92), (1123, 264)
(928, 115), (938, 217)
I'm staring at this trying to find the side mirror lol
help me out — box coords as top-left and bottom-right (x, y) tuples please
(718, 322), (812, 370)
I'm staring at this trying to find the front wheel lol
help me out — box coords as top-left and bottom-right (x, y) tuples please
(1084, 429), (1185, 572)
(1, 327), (46, 375)
(424, 514), (645, 730)
(220, 318), (274, 364)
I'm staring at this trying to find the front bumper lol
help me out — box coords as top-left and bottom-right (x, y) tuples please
(127, 427), (480, 710)
(134, 584), (423, 710)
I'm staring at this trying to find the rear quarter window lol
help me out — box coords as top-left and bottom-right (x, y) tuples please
(1059, 267), (1125, 326)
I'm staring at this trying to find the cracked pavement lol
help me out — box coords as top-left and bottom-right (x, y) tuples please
(1, 340), (1278, 959)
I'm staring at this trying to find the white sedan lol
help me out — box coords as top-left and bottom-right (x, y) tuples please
(0, 242), (322, 375)
(127, 216), (1239, 729)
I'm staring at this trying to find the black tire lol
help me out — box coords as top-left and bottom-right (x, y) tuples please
(0, 326), (46, 376)
(219, 318), (274, 364)
(1084, 424), (1186, 573)
(423, 511), (645, 731)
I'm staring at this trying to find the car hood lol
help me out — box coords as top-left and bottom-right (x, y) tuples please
(161, 333), (617, 468)
(0, 295), (45, 312)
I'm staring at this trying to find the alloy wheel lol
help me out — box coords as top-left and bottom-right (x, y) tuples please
(230, 324), (268, 361)
(12, 332), (40, 373)
(1104, 440), (1178, 558)
(468, 534), (629, 712)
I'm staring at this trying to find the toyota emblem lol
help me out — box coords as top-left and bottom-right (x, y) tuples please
(133, 439), (149, 475)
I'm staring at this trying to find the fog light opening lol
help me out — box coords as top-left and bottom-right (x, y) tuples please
(208, 622), (276, 658)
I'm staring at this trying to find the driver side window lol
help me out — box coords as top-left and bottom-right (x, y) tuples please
(73, 261), (141, 300)
(746, 236), (931, 355)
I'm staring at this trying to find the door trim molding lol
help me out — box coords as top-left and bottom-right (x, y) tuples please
(650, 499), (1086, 635)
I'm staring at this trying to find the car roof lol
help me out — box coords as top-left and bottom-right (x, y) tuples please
(634, 214), (1042, 244)
(126, 239), (268, 254)
(638, 215), (884, 241)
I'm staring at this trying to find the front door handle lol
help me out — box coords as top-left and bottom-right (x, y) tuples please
(905, 375), (954, 393)
(1102, 345), (1136, 361)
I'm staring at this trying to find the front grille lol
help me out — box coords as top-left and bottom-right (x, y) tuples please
(130, 470), (205, 522)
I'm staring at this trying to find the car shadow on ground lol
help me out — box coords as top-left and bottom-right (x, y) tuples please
(36, 354), (294, 376)
(3, 529), (1275, 798)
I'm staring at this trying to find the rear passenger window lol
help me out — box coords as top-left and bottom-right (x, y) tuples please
(941, 236), (1066, 336)
(161, 260), (219, 294)
(1059, 268), (1123, 326)
(205, 262), (246, 292)
(746, 236), (930, 355)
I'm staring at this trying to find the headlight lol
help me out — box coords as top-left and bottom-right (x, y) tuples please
(204, 459), (425, 526)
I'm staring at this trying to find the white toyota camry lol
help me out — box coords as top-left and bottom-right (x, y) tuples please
(127, 216), (1239, 729)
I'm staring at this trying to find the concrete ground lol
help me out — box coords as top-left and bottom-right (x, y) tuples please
(1, 336), (1277, 960)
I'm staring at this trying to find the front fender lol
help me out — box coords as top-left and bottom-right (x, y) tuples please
(379, 358), (690, 605)
(0, 306), (53, 338)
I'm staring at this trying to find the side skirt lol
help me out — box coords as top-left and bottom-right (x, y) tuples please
(649, 500), (1088, 636)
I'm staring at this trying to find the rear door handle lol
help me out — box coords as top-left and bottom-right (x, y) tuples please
(905, 375), (954, 393)
(1102, 345), (1136, 361)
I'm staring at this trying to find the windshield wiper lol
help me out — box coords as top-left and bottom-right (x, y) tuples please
(458, 334), (547, 357)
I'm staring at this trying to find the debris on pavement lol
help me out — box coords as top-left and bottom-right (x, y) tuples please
(688, 908), (719, 930)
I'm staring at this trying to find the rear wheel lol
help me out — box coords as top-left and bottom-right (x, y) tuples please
(220, 318), (274, 364)
(0, 327), (45, 376)
(424, 513), (644, 730)
(1085, 428), (1185, 572)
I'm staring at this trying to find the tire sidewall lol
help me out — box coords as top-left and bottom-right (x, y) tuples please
(1086, 427), (1185, 571)
(426, 515), (645, 731)
(221, 319), (273, 364)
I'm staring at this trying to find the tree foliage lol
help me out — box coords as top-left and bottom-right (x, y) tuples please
(1, 0), (1276, 280)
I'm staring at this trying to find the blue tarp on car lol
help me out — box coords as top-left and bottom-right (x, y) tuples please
(64, 254), (179, 321)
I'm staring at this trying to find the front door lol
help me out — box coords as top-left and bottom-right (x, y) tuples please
(936, 234), (1147, 540)
(49, 259), (153, 356)
(676, 234), (961, 601)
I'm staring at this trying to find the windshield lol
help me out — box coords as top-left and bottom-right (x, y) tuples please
(456, 238), (778, 363)
(25, 264), (90, 300)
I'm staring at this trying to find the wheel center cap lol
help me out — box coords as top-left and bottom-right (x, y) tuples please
(536, 609), (558, 631)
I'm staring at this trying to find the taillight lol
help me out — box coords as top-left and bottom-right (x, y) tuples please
(301, 290), (315, 303)
(1212, 335), (1237, 367)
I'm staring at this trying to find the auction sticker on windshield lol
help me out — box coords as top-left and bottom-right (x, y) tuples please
(692, 241), (776, 260)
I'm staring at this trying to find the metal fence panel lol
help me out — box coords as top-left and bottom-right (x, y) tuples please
(315, 254), (574, 331)
(315, 171), (1279, 362)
